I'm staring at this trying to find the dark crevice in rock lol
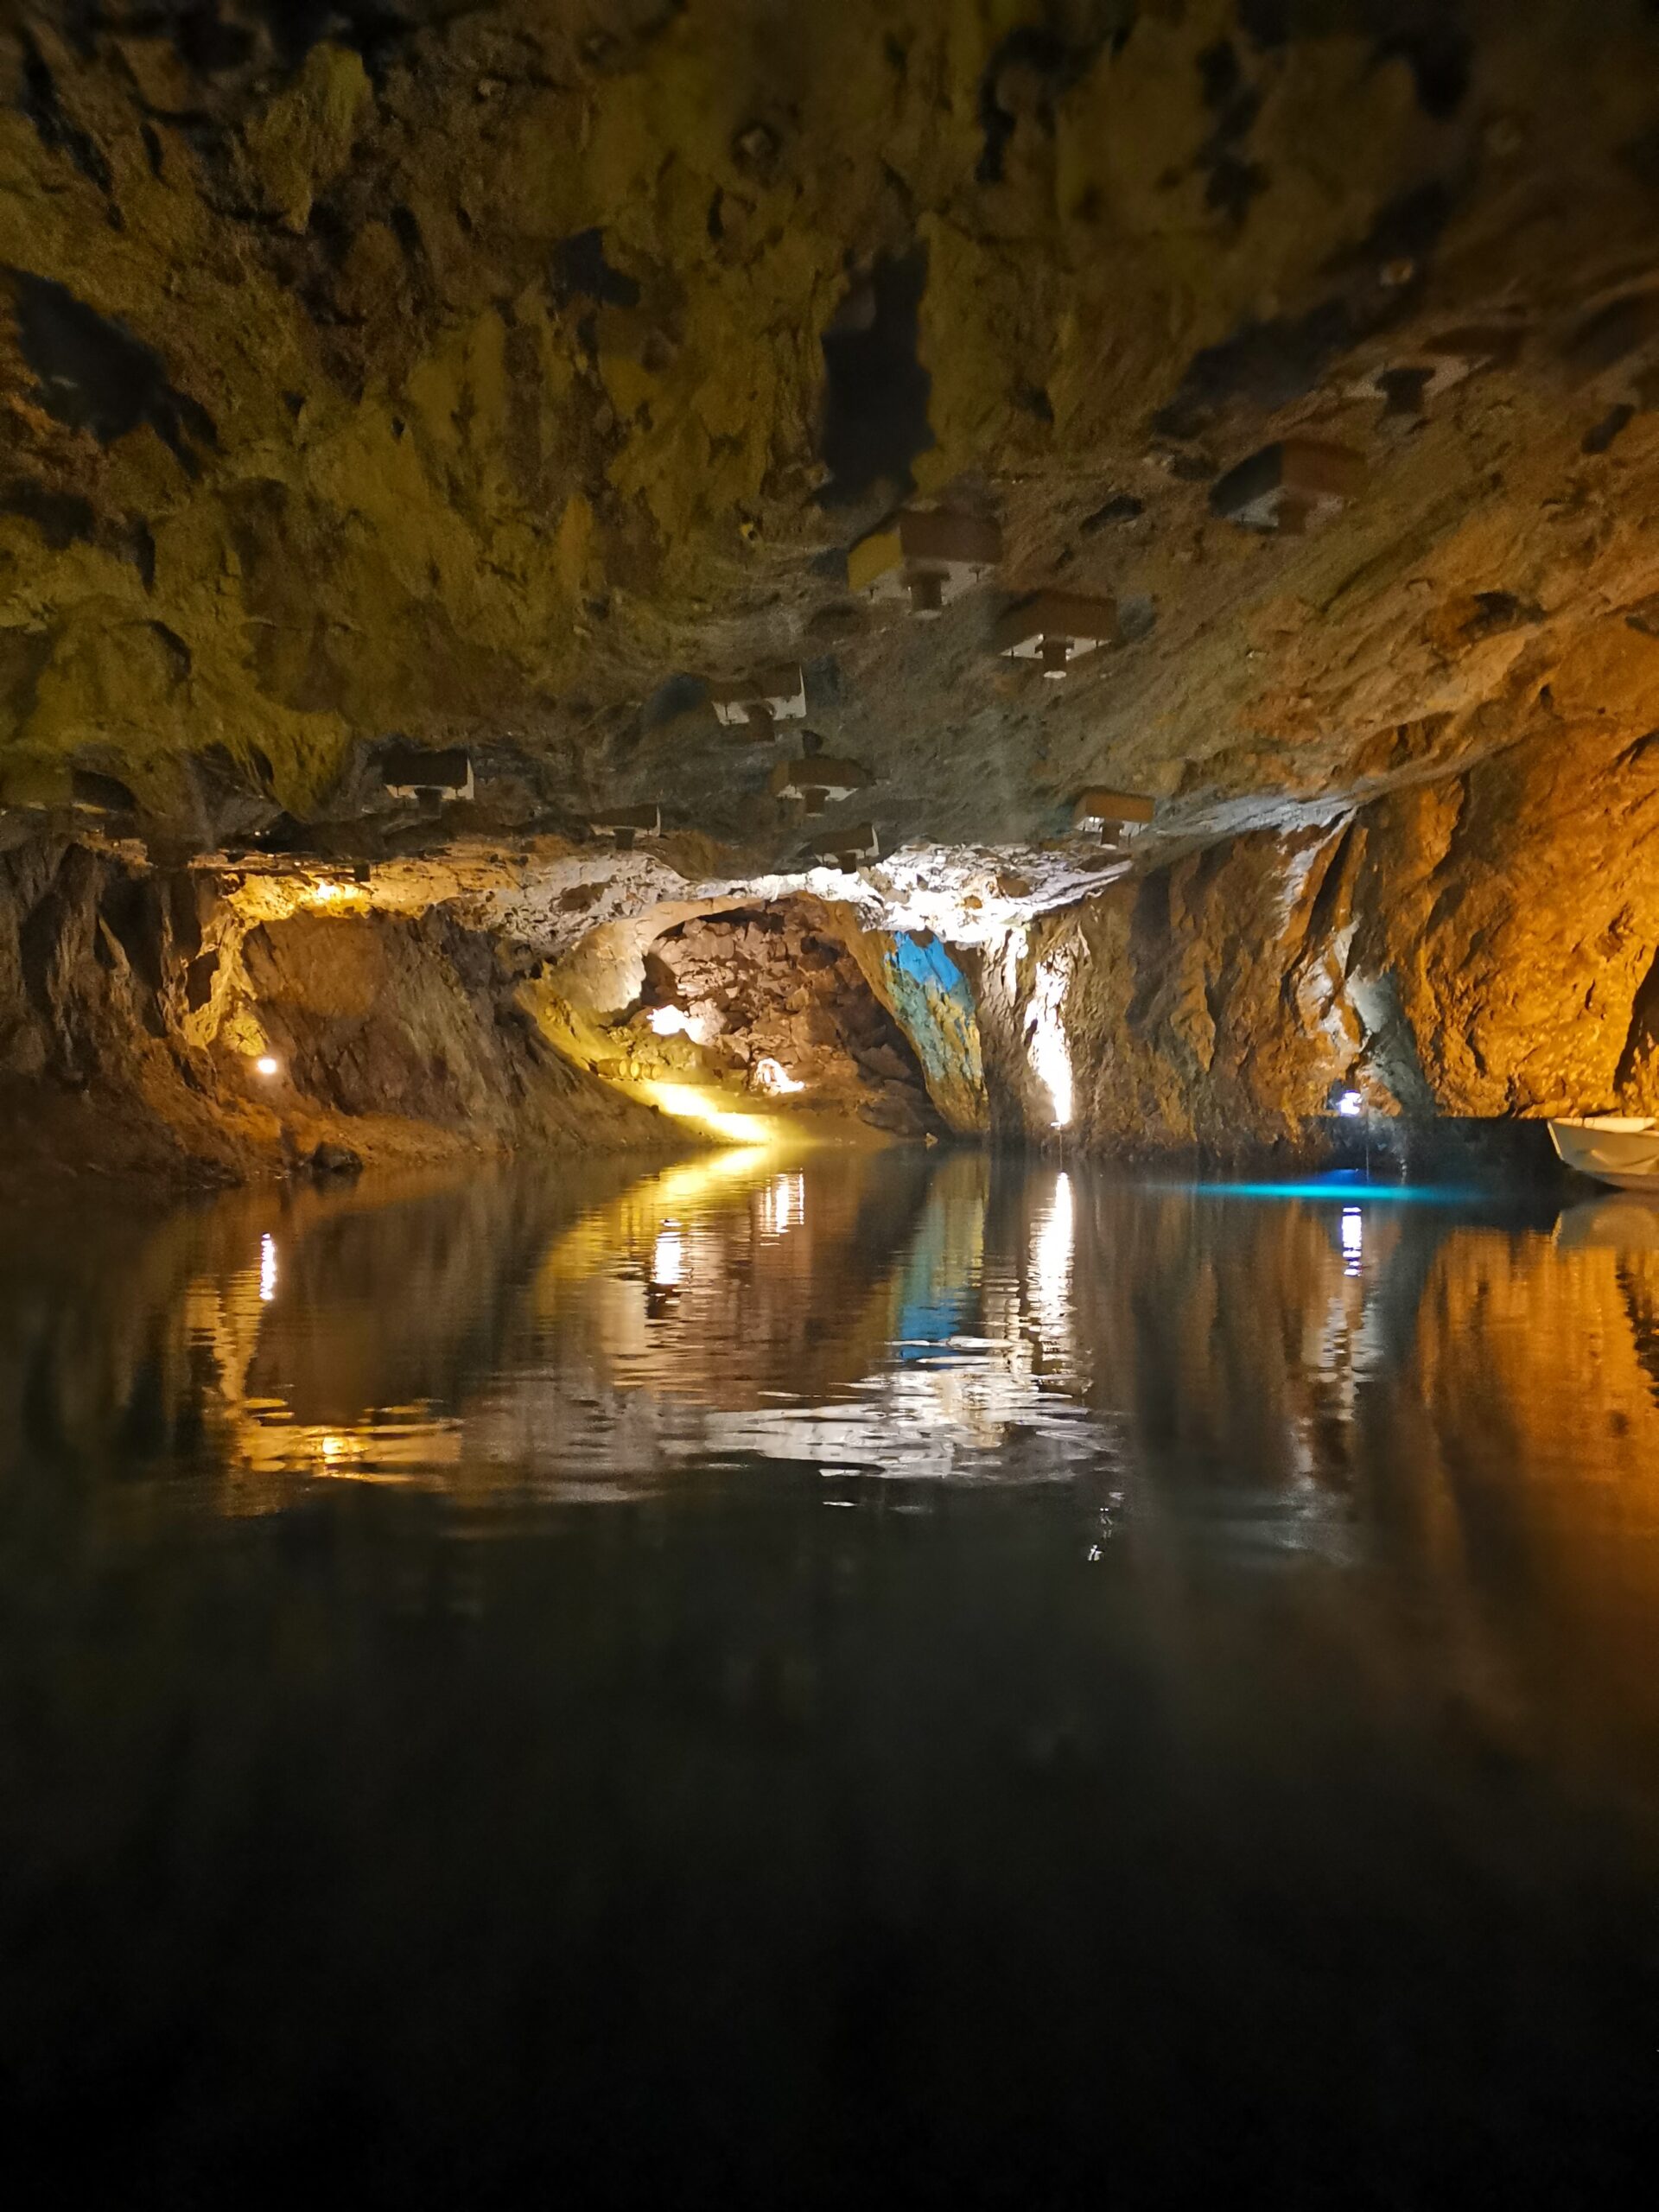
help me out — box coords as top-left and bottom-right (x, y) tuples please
(71, 767), (138, 815)
(18, 30), (114, 200)
(99, 874), (167, 997)
(1583, 403), (1636, 454)
(1459, 590), (1542, 639)
(1205, 155), (1269, 225)
(1616, 942), (1659, 1094)
(550, 228), (640, 309)
(817, 249), (932, 506)
(1197, 40), (1243, 111)
(168, 7), (258, 76)
(5, 268), (218, 475)
(1377, 27), (1473, 120)
(1081, 492), (1144, 531)
(237, 1), (415, 72)
(1236, 0), (1290, 50)
(976, 26), (1070, 185)
(0, 478), (95, 550)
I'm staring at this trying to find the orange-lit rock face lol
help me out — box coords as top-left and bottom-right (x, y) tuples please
(979, 717), (1659, 1150)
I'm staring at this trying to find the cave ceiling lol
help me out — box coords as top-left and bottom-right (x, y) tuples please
(3, 0), (1659, 925)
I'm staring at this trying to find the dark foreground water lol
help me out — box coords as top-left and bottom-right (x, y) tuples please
(3, 1147), (1659, 2206)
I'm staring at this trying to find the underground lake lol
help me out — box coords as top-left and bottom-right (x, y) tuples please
(3, 1147), (1658, 2203)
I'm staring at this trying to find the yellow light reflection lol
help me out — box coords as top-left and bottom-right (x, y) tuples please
(760, 1173), (805, 1236)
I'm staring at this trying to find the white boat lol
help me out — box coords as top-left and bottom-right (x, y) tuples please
(1548, 1116), (1659, 1191)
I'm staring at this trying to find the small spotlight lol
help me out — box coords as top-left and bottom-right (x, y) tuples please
(254, 1055), (279, 1077)
(649, 1005), (692, 1037)
(1336, 1090), (1364, 1118)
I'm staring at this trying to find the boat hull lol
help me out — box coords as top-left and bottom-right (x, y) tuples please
(1548, 1117), (1659, 1190)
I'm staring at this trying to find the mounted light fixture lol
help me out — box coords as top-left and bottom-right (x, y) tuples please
(995, 592), (1118, 677)
(766, 752), (873, 814)
(1210, 438), (1363, 534)
(800, 820), (880, 871)
(847, 509), (1001, 616)
(588, 802), (663, 848)
(1071, 787), (1156, 839)
(710, 664), (806, 734)
(379, 742), (474, 810)
(254, 1054), (280, 1077)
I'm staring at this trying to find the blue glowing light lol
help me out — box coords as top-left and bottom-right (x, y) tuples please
(1150, 1173), (1488, 1205)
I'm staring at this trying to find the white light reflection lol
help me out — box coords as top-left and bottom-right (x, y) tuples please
(1030, 1171), (1075, 1349)
(259, 1232), (278, 1303)
(652, 1226), (684, 1287)
(1341, 1206), (1363, 1276)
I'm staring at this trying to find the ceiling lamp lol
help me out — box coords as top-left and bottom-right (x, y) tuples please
(766, 753), (873, 814)
(380, 742), (474, 807)
(1210, 438), (1363, 534)
(848, 508), (1001, 617)
(996, 592), (1118, 677)
(1070, 787), (1155, 840)
(589, 801), (662, 846)
(801, 820), (880, 870)
(710, 664), (806, 734)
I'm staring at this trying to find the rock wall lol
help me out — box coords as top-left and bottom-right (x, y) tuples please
(10, 0), (1659, 885)
(0, 835), (673, 1185)
(838, 924), (988, 1136)
(974, 725), (1659, 1154)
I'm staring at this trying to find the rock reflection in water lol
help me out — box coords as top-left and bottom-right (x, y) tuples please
(8, 1160), (1659, 1524)
(0, 1150), (1110, 1503)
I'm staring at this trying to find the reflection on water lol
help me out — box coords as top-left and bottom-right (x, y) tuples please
(5, 1152), (1659, 2202)
(2, 1148), (1110, 1497)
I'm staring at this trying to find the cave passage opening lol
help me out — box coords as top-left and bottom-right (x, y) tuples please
(608, 899), (947, 1141)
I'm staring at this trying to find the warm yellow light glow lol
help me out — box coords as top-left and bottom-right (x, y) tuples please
(1028, 950), (1074, 1128)
(643, 1080), (781, 1146)
(305, 879), (350, 906)
(254, 1054), (280, 1077)
(649, 1005), (692, 1036)
(753, 1055), (804, 1096)
(259, 1233), (278, 1304)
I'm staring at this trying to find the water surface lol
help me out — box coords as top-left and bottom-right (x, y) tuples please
(3, 1148), (1658, 2204)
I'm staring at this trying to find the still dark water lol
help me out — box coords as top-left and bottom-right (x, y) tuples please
(3, 1146), (1659, 2205)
